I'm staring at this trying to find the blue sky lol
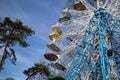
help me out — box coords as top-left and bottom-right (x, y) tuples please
(0, 0), (66, 79)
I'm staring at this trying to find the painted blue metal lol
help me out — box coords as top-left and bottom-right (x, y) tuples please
(65, 8), (120, 80)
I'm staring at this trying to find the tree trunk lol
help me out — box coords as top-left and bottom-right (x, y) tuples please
(0, 42), (9, 70)
(26, 72), (37, 80)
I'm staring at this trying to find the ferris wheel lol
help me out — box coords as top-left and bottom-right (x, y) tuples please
(44, 0), (120, 80)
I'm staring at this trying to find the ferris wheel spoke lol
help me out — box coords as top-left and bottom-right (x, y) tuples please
(104, 0), (119, 17)
(62, 23), (87, 36)
(53, 21), (88, 44)
(69, 9), (94, 15)
(81, 0), (97, 11)
(103, 0), (109, 8)
(96, 0), (105, 9)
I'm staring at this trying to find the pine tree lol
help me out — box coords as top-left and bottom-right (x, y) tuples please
(0, 17), (35, 70)
(23, 63), (50, 80)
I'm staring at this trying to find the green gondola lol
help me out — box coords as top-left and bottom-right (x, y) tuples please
(48, 75), (64, 80)
(59, 16), (70, 23)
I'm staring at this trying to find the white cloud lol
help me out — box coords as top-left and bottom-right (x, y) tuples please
(16, 53), (33, 66)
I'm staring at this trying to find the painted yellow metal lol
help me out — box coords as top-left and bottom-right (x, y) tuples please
(49, 32), (62, 42)
(51, 26), (62, 34)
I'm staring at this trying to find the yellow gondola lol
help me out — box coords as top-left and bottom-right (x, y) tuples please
(73, 1), (86, 11)
(49, 32), (62, 42)
(51, 26), (62, 34)
(47, 43), (60, 52)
